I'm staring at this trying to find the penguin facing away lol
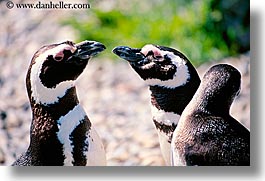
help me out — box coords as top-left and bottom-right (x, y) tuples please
(12, 40), (107, 166)
(113, 44), (200, 165)
(171, 64), (250, 166)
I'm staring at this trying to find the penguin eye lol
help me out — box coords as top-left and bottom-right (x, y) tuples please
(155, 55), (163, 59)
(154, 54), (171, 64)
(54, 55), (63, 61)
(157, 54), (170, 64)
(52, 49), (73, 62)
(62, 50), (73, 60)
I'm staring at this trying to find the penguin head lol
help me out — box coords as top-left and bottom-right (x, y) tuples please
(30, 40), (105, 88)
(113, 44), (194, 89)
(199, 64), (241, 112)
(27, 40), (105, 105)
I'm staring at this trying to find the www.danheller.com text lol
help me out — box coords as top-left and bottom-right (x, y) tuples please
(14, 1), (91, 9)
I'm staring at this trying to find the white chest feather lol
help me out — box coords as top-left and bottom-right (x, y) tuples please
(170, 125), (186, 166)
(85, 127), (107, 166)
(151, 105), (180, 165)
(57, 104), (86, 166)
(157, 131), (171, 165)
(57, 104), (106, 166)
(170, 144), (186, 166)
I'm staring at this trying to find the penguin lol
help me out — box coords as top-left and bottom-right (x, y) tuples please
(171, 64), (250, 166)
(113, 44), (200, 165)
(12, 40), (107, 166)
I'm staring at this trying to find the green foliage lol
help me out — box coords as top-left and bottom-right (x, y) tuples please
(62, 0), (249, 66)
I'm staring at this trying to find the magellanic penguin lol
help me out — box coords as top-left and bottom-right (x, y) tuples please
(113, 44), (200, 165)
(12, 40), (107, 166)
(171, 64), (250, 166)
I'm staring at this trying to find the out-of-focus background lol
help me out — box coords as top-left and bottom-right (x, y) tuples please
(0, 0), (249, 166)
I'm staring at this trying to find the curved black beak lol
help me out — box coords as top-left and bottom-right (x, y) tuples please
(112, 46), (145, 62)
(74, 40), (106, 60)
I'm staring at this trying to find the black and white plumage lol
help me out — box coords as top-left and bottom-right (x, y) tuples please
(113, 44), (200, 165)
(12, 40), (106, 166)
(171, 64), (250, 166)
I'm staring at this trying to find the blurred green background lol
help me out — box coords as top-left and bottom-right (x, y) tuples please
(63, 0), (249, 66)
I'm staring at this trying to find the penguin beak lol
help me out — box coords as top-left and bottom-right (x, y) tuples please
(73, 41), (106, 60)
(112, 46), (145, 62)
